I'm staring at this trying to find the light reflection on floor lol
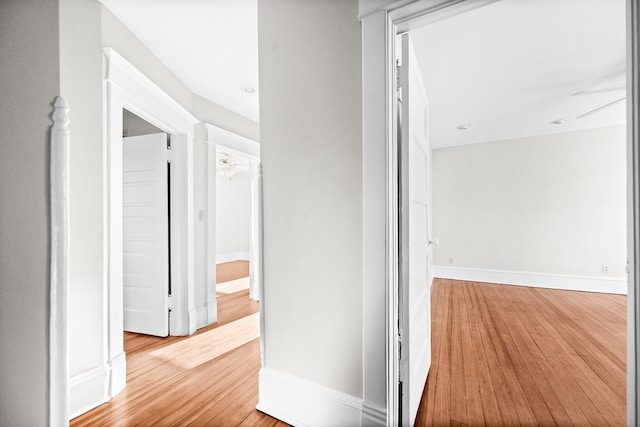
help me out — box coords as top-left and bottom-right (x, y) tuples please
(148, 312), (259, 370)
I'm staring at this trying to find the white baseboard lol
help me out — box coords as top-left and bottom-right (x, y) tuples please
(207, 300), (217, 324)
(69, 366), (108, 419)
(433, 265), (627, 294)
(108, 351), (126, 397)
(257, 367), (363, 427)
(216, 251), (250, 264)
(362, 401), (386, 426)
(188, 308), (198, 335)
(195, 301), (218, 329)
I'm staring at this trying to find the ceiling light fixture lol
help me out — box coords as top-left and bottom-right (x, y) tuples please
(217, 153), (238, 178)
(243, 86), (256, 94)
(456, 124), (469, 131)
(551, 118), (567, 125)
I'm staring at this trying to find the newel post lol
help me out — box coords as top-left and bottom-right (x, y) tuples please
(50, 96), (70, 426)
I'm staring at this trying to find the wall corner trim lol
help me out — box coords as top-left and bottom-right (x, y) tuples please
(433, 265), (628, 294)
(257, 367), (363, 426)
(69, 366), (109, 420)
(362, 401), (387, 426)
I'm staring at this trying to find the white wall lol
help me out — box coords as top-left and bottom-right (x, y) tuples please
(193, 94), (260, 143)
(258, 0), (363, 400)
(0, 0), (59, 424)
(216, 172), (251, 259)
(433, 126), (627, 279)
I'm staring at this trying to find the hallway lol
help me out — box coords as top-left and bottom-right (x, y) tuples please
(71, 261), (286, 426)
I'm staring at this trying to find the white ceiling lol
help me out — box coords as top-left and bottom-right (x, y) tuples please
(100, 0), (259, 124)
(410, 0), (627, 148)
(100, 0), (625, 148)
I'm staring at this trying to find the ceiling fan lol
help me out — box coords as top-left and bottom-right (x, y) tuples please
(572, 87), (626, 119)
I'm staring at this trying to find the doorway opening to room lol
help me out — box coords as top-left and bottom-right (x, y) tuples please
(122, 109), (173, 338)
(212, 133), (263, 350)
(384, 0), (629, 425)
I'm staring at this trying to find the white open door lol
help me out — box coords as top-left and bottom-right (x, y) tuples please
(398, 33), (433, 425)
(123, 133), (171, 337)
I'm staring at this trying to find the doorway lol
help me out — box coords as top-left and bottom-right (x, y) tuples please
(122, 110), (171, 337)
(360, 0), (638, 424)
(103, 47), (199, 398)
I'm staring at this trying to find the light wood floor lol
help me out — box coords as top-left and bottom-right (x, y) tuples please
(216, 260), (250, 284)
(71, 261), (288, 427)
(416, 279), (626, 427)
(71, 272), (625, 426)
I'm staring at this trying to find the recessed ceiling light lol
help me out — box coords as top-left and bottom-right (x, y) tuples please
(551, 118), (567, 125)
(456, 124), (469, 131)
(243, 86), (256, 94)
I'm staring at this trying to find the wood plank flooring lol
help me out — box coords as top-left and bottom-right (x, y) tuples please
(416, 279), (627, 427)
(216, 260), (250, 284)
(71, 261), (288, 427)
(71, 270), (626, 426)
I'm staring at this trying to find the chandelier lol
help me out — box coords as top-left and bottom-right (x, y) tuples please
(217, 153), (238, 178)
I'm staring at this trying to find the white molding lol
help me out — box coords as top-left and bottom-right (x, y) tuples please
(207, 300), (218, 324)
(107, 351), (126, 398)
(188, 308), (198, 335)
(433, 265), (628, 294)
(249, 161), (263, 301)
(193, 303), (218, 330)
(103, 48), (198, 133)
(206, 137), (218, 326)
(257, 368), (363, 427)
(205, 123), (260, 159)
(216, 251), (250, 264)
(362, 401), (387, 426)
(195, 306), (208, 329)
(360, 9), (394, 420)
(69, 366), (108, 420)
(50, 96), (70, 426)
(628, 0), (640, 423)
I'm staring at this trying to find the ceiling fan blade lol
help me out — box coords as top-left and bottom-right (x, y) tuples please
(576, 97), (626, 119)
(572, 87), (626, 96)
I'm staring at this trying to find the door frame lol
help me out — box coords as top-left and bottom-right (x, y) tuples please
(204, 123), (264, 363)
(103, 48), (198, 397)
(360, 0), (640, 424)
(205, 124), (261, 300)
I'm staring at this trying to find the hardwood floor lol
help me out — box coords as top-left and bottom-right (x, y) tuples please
(71, 261), (287, 427)
(416, 279), (627, 427)
(216, 260), (249, 284)
(72, 270), (625, 426)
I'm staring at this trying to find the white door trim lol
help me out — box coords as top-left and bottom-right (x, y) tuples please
(103, 48), (198, 398)
(361, 0), (639, 424)
(627, 1), (640, 424)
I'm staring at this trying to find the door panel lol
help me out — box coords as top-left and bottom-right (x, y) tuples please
(399, 33), (432, 425)
(123, 133), (170, 337)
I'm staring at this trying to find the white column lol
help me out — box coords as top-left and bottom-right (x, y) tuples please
(50, 96), (70, 426)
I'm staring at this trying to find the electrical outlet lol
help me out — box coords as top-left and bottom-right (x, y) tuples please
(198, 210), (206, 222)
(602, 264), (609, 274)
(448, 257), (454, 265)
